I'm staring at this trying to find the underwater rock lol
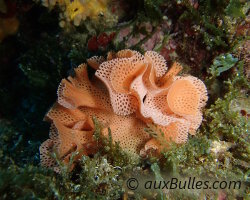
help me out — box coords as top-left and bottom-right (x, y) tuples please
(0, 0), (19, 42)
(0, 17), (19, 42)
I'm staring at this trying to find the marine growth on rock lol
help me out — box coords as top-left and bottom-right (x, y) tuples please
(40, 49), (208, 170)
(41, 0), (115, 26)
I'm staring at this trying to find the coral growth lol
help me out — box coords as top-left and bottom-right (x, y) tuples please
(42, 0), (116, 27)
(40, 49), (207, 170)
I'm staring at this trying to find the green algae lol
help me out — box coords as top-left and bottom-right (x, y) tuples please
(225, 0), (245, 18)
(0, 119), (132, 200)
(209, 54), (238, 78)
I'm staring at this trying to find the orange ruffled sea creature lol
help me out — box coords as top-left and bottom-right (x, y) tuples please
(40, 49), (208, 170)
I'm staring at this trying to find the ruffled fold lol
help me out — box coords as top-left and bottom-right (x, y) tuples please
(40, 50), (208, 169)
